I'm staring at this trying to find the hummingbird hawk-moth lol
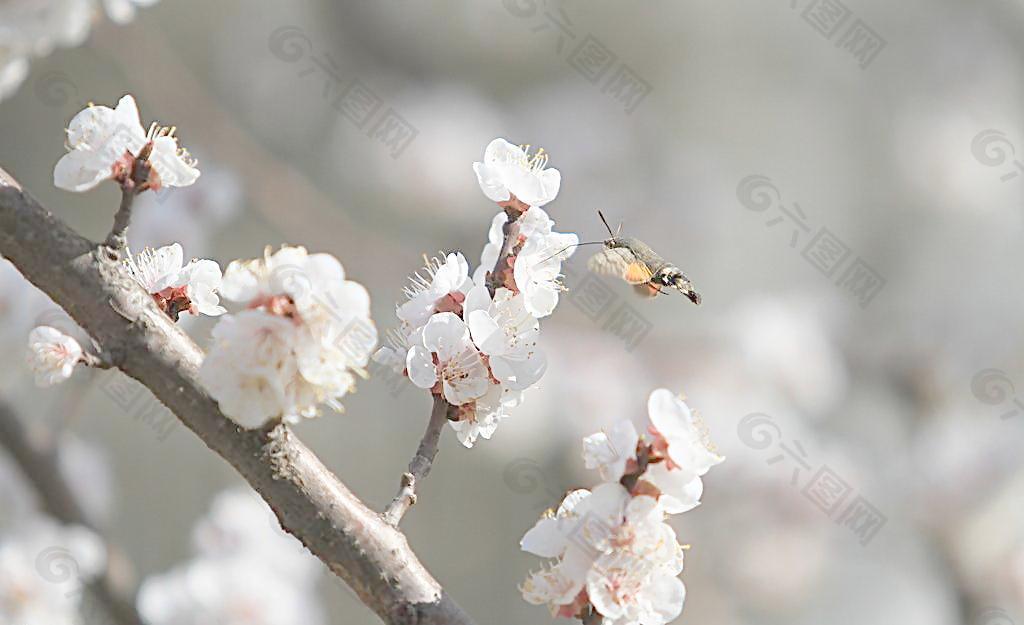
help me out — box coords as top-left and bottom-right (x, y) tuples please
(586, 211), (701, 304)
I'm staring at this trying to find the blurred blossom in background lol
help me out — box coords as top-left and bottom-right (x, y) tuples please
(1, 0), (1024, 623)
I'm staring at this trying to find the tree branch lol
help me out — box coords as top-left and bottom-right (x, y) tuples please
(0, 402), (142, 625)
(383, 396), (450, 526)
(0, 168), (476, 625)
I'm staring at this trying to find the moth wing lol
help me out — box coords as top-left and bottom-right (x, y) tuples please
(633, 283), (663, 298)
(623, 261), (654, 285)
(588, 247), (633, 277)
(588, 248), (652, 285)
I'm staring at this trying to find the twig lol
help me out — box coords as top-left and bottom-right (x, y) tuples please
(486, 205), (523, 296)
(0, 402), (143, 625)
(0, 169), (476, 625)
(105, 144), (152, 250)
(383, 396), (450, 526)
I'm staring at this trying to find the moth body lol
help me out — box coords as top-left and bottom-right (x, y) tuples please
(588, 219), (701, 305)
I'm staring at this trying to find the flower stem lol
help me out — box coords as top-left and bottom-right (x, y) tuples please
(382, 395), (451, 526)
(486, 205), (523, 296)
(105, 145), (153, 250)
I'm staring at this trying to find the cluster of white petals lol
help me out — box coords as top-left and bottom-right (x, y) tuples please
(0, 516), (106, 625)
(54, 94), (199, 193)
(0, 0), (160, 102)
(25, 325), (82, 387)
(137, 490), (325, 625)
(373, 138), (574, 447)
(512, 210), (579, 318)
(199, 245), (377, 427)
(521, 389), (723, 624)
(473, 138), (562, 208)
(126, 243), (226, 320)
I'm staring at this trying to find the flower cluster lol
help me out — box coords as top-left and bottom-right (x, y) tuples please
(0, 0), (160, 102)
(0, 516), (106, 625)
(137, 489), (325, 625)
(54, 94), (199, 193)
(520, 389), (724, 624)
(199, 245), (377, 427)
(373, 138), (577, 447)
(126, 243), (226, 321)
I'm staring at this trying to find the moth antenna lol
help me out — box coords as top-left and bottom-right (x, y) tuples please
(597, 210), (615, 237)
(616, 221), (622, 236)
(532, 241), (606, 267)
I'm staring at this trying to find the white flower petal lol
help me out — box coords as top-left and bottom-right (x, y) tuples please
(645, 462), (703, 515)
(644, 573), (686, 624)
(405, 345), (437, 390)
(421, 312), (471, 361)
(466, 309), (504, 356)
(520, 517), (566, 558)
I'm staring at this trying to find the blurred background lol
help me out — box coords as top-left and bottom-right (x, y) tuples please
(2, 0), (1024, 623)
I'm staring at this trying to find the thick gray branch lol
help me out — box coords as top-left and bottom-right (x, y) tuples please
(0, 169), (475, 625)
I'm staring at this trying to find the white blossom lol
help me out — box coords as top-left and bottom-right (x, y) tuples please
(586, 496), (686, 625)
(582, 420), (639, 481)
(102, 0), (159, 24)
(471, 212), (506, 285)
(199, 246), (376, 426)
(521, 486), (688, 623)
(0, 516), (106, 625)
(518, 204), (557, 238)
(647, 389), (724, 486)
(198, 311), (296, 427)
(374, 138), (573, 446)
(0, 56), (29, 101)
(191, 490), (320, 586)
(26, 326), (82, 387)
(138, 489), (324, 625)
(587, 553), (686, 625)
(371, 326), (412, 375)
(447, 383), (522, 448)
(372, 252), (467, 377)
(405, 312), (489, 406)
(512, 227), (578, 318)
(473, 138), (561, 207)
(397, 252), (470, 330)
(464, 283), (546, 390)
(54, 94), (199, 193)
(522, 389), (724, 623)
(0, 1), (162, 103)
(126, 243), (226, 319)
(642, 461), (704, 515)
(0, 0), (91, 101)
(138, 558), (324, 625)
(0, 0), (91, 57)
